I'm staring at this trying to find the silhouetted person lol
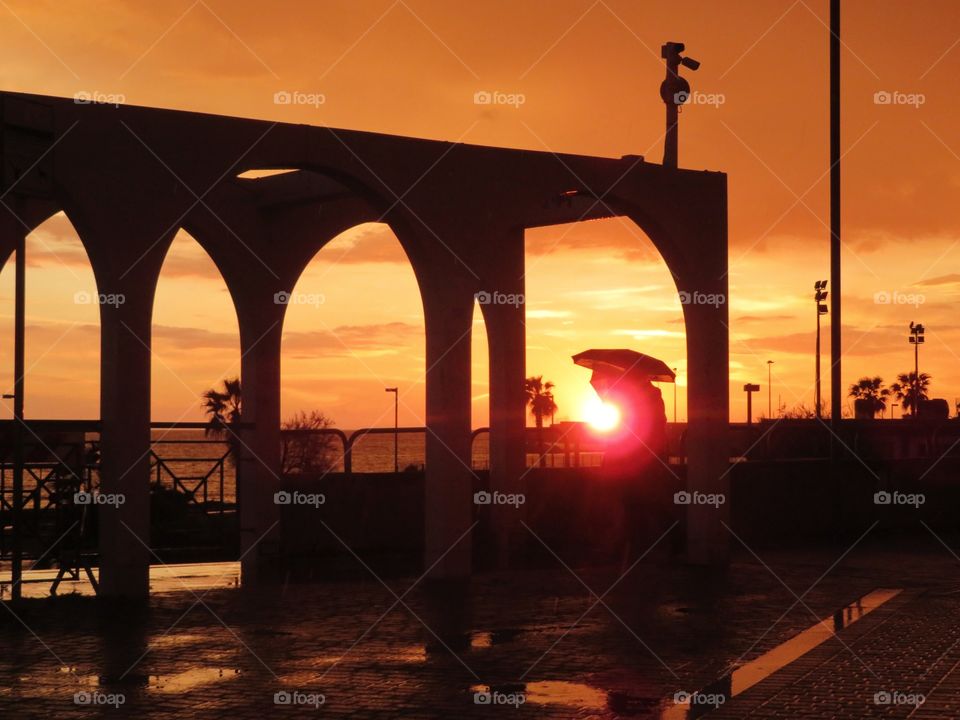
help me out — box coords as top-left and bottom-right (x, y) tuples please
(602, 376), (668, 472)
(599, 376), (671, 566)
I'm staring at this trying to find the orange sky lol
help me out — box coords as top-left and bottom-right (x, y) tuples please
(1, 0), (960, 428)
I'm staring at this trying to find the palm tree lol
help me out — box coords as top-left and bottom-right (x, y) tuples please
(889, 371), (931, 417)
(202, 377), (242, 441)
(848, 376), (889, 418)
(525, 376), (558, 468)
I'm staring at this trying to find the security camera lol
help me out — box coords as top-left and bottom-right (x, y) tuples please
(661, 41), (685, 58)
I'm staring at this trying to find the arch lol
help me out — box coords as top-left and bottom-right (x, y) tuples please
(229, 163), (444, 283)
(0, 210), (101, 420)
(523, 216), (688, 429)
(471, 297), (491, 466)
(280, 221), (427, 469)
(150, 228), (241, 423)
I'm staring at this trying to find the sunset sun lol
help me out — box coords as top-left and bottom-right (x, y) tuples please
(583, 397), (621, 432)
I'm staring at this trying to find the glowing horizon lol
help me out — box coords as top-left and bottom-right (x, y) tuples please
(0, 1), (958, 428)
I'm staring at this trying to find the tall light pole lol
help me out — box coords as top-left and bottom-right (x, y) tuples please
(909, 322), (925, 418)
(814, 280), (828, 417)
(385, 387), (398, 472)
(767, 360), (774, 418)
(10, 233), (25, 600)
(830, 0), (842, 427)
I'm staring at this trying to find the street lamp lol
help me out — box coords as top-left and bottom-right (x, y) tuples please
(673, 367), (678, 423)
(891, 403), (899, 420)
(814, 280), (828, 417)
(744, 383), (760, 425)
(385, 387), (398, 472)
(908, 322), (925, 418)
(767, 360), (774, 418)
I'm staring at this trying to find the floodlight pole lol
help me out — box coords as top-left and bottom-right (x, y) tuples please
(814, 281), (827, 418)
(914, 334), (919, 416)
(816, 300), (822, 416)
(830, 0), (842, 426)
(909, 323), (924, 418)
(11, 233), (25, 600)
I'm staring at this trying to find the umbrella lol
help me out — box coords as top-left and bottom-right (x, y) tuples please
(572, 349), (676, 384)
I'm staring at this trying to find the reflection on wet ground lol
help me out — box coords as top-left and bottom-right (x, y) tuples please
(525, 680), (609, 708)
(660, 588), (902, 719)
(147, 667), (241, 694)
(731, 587), (900, 697)
(0, 552), (936, 718)
(0, 562), (240, 599)
(469, 588), (904, 719)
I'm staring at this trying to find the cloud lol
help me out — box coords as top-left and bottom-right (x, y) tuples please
(915, 274), (960, 287)
(526, 220), (664, 261)
(317, 224), (413, 265)
(736, 314), (796, 323)
(153, 325), (237, 351)
(284, 322), (422, 357)
(152, 320), (423, 357)
(527, 309), (574, 319)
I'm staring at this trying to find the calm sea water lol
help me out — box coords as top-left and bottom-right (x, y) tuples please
(149, 429), (494, 504)
(148, 429), (595, 504)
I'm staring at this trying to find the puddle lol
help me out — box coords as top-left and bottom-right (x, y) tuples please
(2, 561), (241, 598)
(469, 629), (524, 649)
(321, 644), (428, 665)
(468, 589), (903, 720)
(380, 645), (427, 663)
(729, 588), (899, 697)
(148, 633), (207, 648)
(471, 681), (657, 716)
(662, 588), (902, 719)
(147, 667), (240, 694)
(525, 681), (608, 708)
(470, 632), (493, 649)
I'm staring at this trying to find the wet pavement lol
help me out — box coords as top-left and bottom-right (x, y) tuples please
(1, 539), (959, 718)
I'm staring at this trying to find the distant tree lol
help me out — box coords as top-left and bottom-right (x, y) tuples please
(281, 410), (338, 475)
(781, 403), (820, 419)
(848, 376), (890, 418)
(889, 371), (931, 417)
(202, 377), (243, 464)
(203, 380), (340, 473)
(525, 376), (558, 468)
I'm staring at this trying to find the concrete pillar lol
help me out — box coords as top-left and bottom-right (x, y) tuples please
(682, 290), (730, 565)
(658, 194), (730, 566)
(235, 293), (285, 585)
(422, 280), (475, 579)
(479, 232), (527, 568)
(97, 271), (156, 598)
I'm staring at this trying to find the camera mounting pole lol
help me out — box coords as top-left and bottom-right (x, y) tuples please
(660, 41), (700, 169)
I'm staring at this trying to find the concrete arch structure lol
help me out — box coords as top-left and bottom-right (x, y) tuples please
(0, 91), (728, 598)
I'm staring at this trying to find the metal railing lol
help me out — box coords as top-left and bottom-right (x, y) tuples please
(149, 439), (233, 513)
(286, 426), (612, 473)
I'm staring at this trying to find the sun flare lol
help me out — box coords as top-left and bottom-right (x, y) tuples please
(582, 396), (621, 432)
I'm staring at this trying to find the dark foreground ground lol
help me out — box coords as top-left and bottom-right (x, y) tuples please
(1, 531), (959, 719)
